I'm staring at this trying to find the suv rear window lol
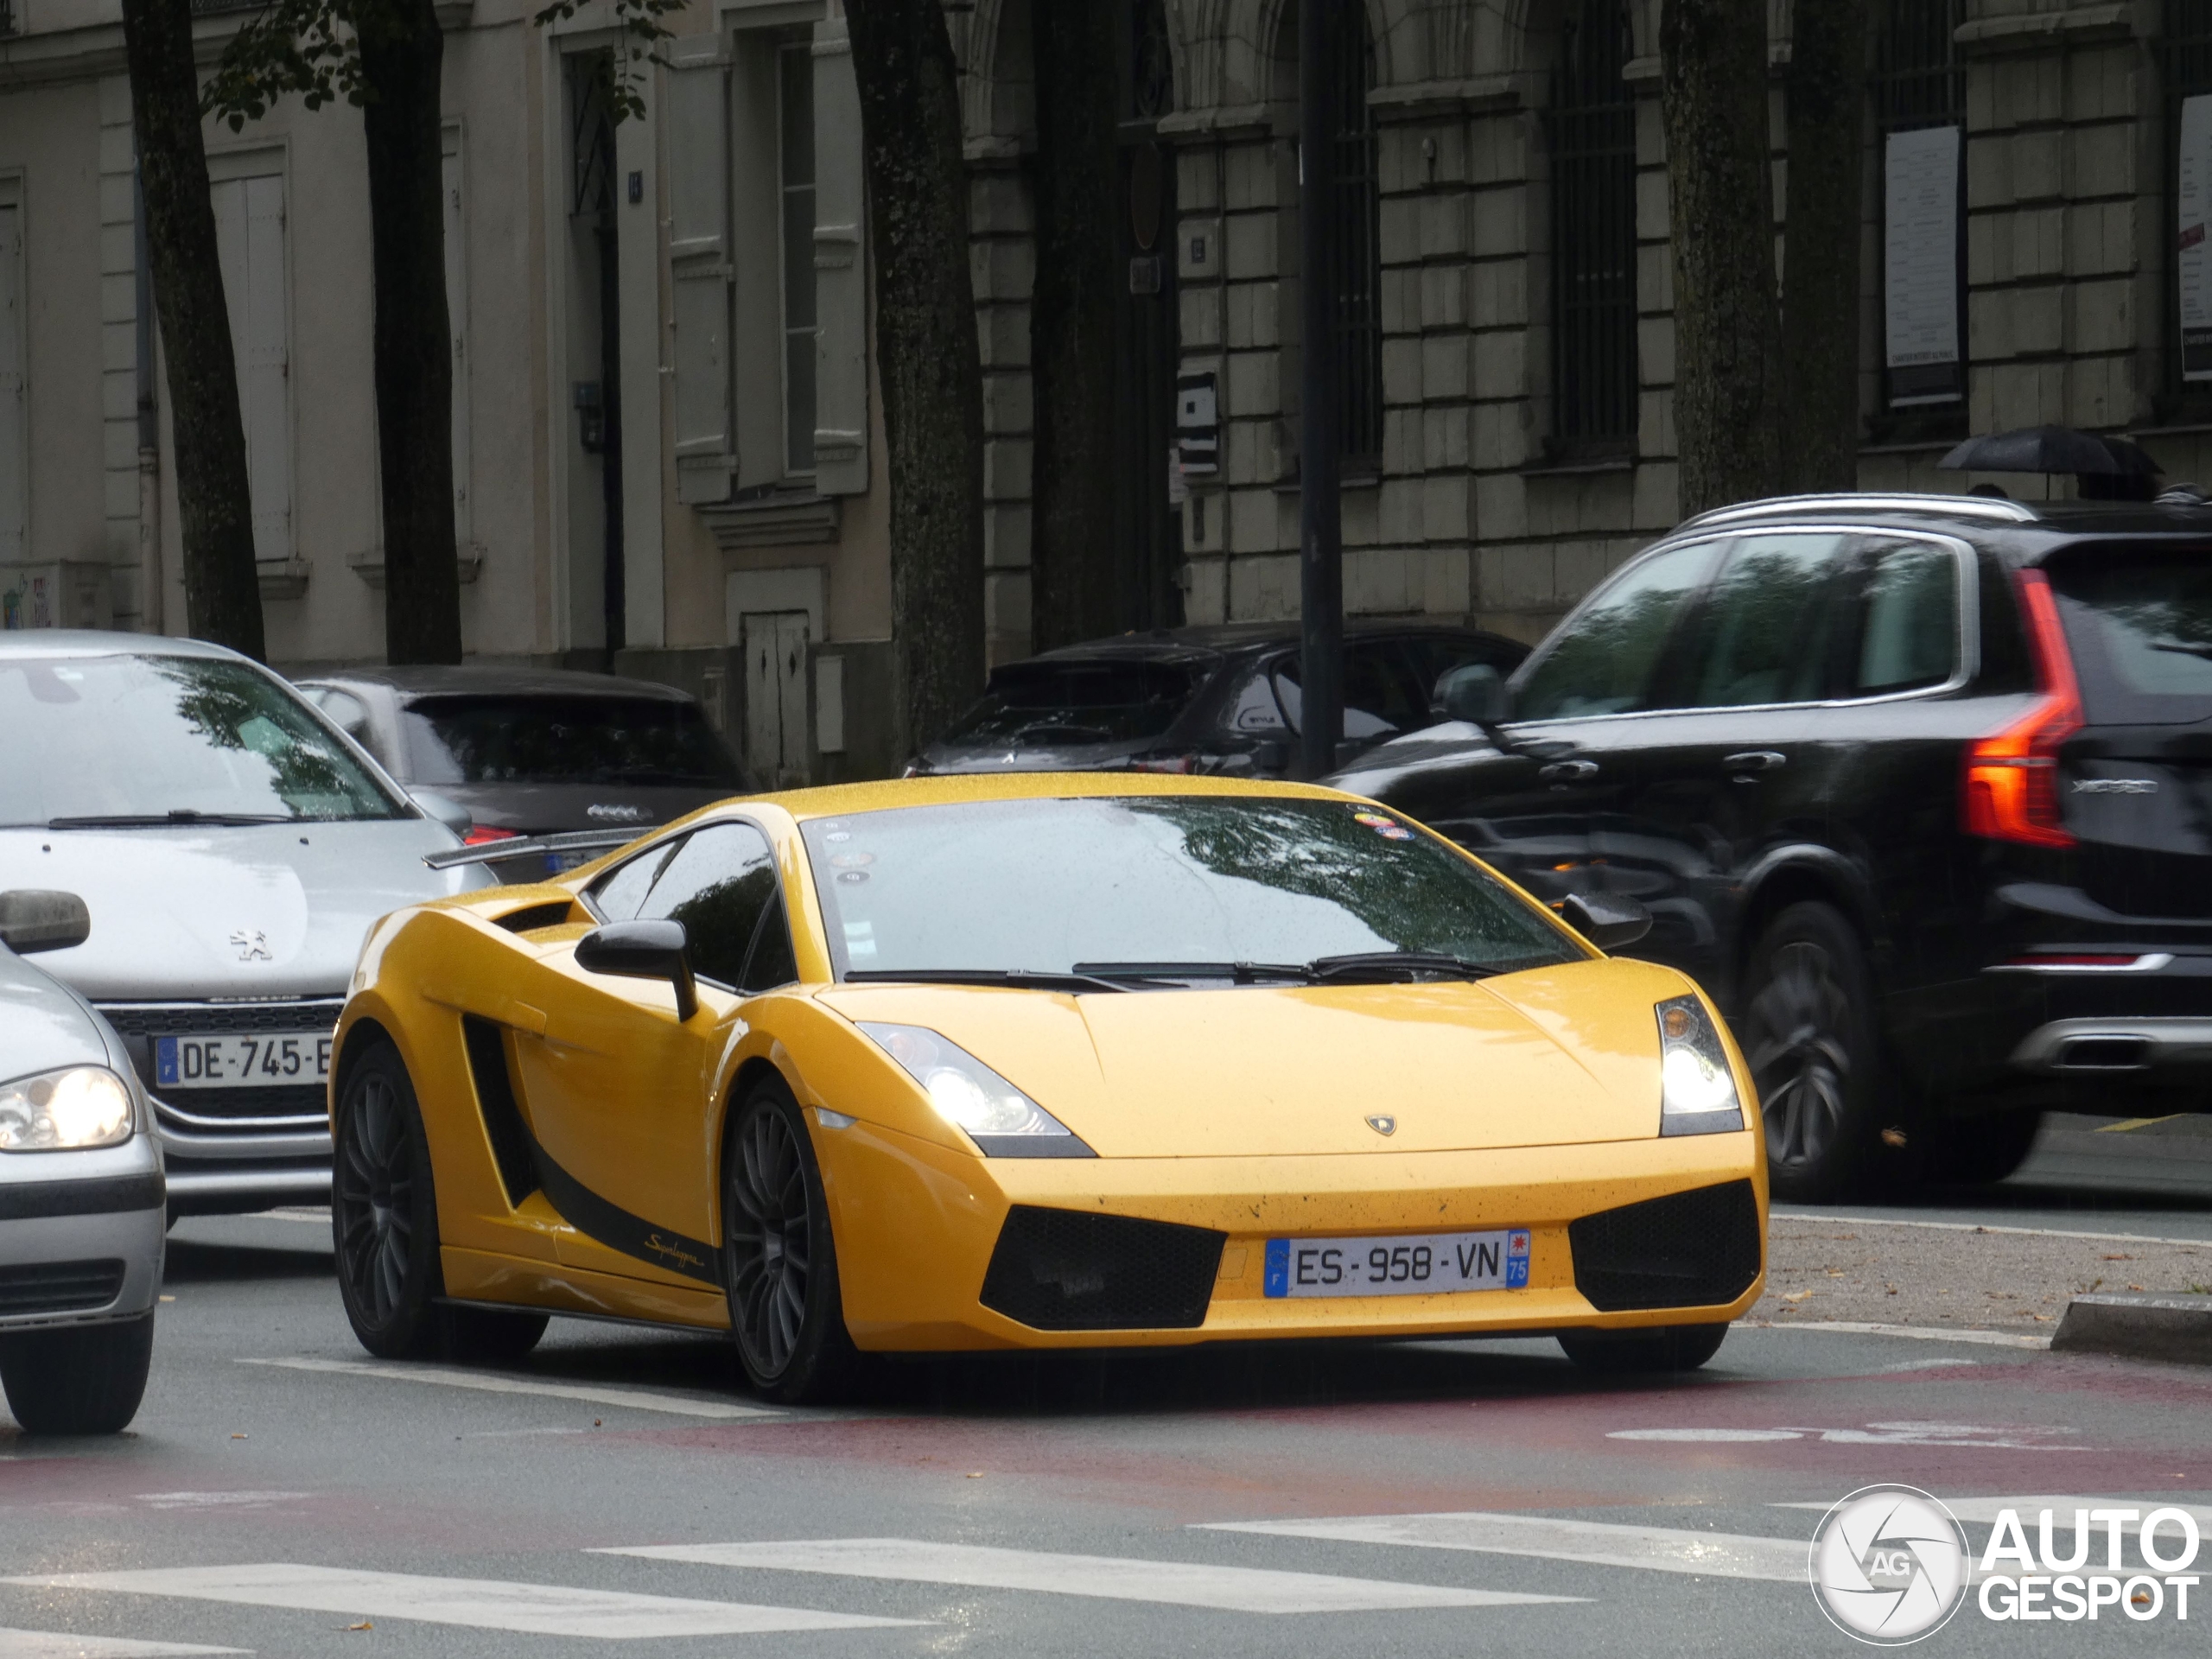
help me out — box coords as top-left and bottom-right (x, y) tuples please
(404, 696), (747, 786)
(940, 660), (1205, 747)
(2046, 548), (2212, 724)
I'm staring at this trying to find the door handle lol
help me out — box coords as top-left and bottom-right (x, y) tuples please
(1539, 760), (1599, 783)
(1722, 751), (1787, 772)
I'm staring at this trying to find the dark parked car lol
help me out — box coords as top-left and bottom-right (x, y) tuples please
(912, 622), (1529, 777)
(294, 667), (752, 874)
(1331, 493), (2212, 1200)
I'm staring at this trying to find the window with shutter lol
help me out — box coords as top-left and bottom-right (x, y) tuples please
(810, 18), (868, 495)
(668, 43), (735, 505)
(212, 171), (292, 563)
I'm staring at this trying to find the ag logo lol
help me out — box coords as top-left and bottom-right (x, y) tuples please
(1809, 1484), (1969, 1644)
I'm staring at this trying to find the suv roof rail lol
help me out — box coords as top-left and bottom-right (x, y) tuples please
(1678, 492), (2041, 531)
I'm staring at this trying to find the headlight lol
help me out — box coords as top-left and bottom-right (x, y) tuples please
(0, 1065), (135, 1151)
(857, 1023), (1093, 1157)
(1656, 995), (1744, 1136)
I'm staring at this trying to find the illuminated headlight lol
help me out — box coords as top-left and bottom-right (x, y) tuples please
(1656, 995), (1744, 1136)
(857, 1023), (1093, 1157)
(0, 1065), (135, 1151)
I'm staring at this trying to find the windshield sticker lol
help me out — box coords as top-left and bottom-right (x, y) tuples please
(1376, 825), (1414, 841)
(830, 852), (875, 868)
(842, 920), (876, 957)
(837, 871), (870, 885)
(1352, 811), (1395, 827)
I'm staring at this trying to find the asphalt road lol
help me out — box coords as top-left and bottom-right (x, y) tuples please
(4, 1116), (2212, 1658)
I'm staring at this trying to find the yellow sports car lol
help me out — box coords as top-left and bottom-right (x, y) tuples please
(329, 776), (1765, 1402)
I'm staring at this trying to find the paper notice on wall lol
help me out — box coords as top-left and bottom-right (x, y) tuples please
(2180, 96), (2212, 380)
(1884, 124), (1963, 406)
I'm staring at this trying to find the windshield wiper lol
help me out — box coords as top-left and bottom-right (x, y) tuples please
(45, 810), (292, 829)
(2150, 641), (2212, 659)
(842, 967), (1129, 995)
(1305, 950), (1502, 982)
(1071, 960), (1312, 986)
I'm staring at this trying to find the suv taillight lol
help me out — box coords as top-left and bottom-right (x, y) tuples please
(1961, 568), (2082, 849)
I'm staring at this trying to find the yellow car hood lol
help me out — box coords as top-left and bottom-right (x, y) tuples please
(818, 957), (1685, 1157)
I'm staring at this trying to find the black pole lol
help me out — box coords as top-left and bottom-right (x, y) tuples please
(1298, 0), (1343, 778)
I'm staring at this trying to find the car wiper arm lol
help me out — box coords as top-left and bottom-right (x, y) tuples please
(842, 967), (1129, 995)
(45, 810), (292, 829)
(1304, 950), (1501, 982)
(2150, 641), (2212, 659)
(1071, 959), (1313, 986)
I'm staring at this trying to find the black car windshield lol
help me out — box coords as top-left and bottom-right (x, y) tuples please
(803, 796), (1579, 981)
(0, 654), (404, 826)
(404, 696), (747, 787)
(2048, 549), (2212, 724)
(937, 660), (1205, 748)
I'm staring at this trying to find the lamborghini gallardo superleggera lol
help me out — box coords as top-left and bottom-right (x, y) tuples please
(328, 776), (1766, 1402)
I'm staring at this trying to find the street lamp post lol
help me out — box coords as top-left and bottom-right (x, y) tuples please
(1297, 0), (1344, 779)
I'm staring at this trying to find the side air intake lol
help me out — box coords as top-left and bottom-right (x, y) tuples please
(1568, 1179), (1762, 1313)
(461, 1015), (540, 1206)
(980, 1206), (1225, 1331)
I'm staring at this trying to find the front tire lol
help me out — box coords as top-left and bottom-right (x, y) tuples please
(333, 1040), (446, 1359)
(1558, 1322), (1728, 1375)
(0, 1313), (155, 1434)
(1740, 902), (1885, 1203)
(721, 1075), (856, 1404)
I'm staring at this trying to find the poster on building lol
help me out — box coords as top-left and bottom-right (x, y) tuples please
(2180, 95), (2212, 379)
(1884, 124), (1963, 406)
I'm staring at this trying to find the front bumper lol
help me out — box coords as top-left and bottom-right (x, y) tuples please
(0, 1146), (165, 1332)
(817, 1120), (1766, 1352)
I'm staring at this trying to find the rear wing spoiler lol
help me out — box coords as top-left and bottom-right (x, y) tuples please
(422, 828), (644, 871)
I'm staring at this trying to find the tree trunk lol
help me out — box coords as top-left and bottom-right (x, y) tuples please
(359, 0), (462, 664)
(121, 0), (264, 658)
(1782, 0), (1868, 493)
(844, 0), (985, 754)
(1659, 0), (1785, 515)
(1028, 0), (1122, 652)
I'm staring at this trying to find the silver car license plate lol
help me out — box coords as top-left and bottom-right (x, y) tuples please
(156, 1033), (334, 1090)
(1263, 1228), (1531, 1298)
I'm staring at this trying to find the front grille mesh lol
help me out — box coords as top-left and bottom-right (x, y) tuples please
(0, 1258), (126, 1317)
(101, 1001), (341, 1131)
(980, 1206), (1225, 1331)
(1568, 1180), (1762, 1313)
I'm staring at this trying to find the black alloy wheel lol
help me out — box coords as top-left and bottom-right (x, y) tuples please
(1558, 1323), (1729, 1375)
(722, 1075), (857, 1403)
(1741, 901), (1884, 1204)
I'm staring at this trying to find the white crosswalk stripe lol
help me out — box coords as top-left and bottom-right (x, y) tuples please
(597, 1538), (1575, 1613)
(0, 1632), (245, 1658)
(3, 1566), (917, 1640)
(235, 1357), (778, 1421)
(1197, 1511), (1809, 1583)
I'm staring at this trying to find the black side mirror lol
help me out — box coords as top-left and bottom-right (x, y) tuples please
(575, 919), (698, 1020)
(1249, 738), (1292, 774)
(1560, 891), (1651, 951)
(1434, 663), (1509, 725)
(0, 890), (91, 955)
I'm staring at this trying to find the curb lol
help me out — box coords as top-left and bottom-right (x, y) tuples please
(2050, 1293), (2212, 1364)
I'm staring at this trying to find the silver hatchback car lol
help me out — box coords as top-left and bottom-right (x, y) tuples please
(0, 890), (162, 1434)
(0, 633), (491, 1216)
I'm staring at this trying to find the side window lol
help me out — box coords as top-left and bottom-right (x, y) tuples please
(588, 836), (684, 923)
(1402, 637), (1523, 711)
(1223, 666), (1290, 734)
(1271, 645), (1427, 739)
(636, 822), (781, 989)
(1516, 539), (1721, 720)
(1851, 539), (1960, 696)
(741, 897), (798, 992)
(1670, 533), (1853, 710)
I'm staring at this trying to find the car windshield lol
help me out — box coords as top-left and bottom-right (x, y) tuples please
(404, 696), (747, 787)
(0, 653), (404, 827)
(2047, 548), (2212, 724)
(802, 796), (1579, 982)
(937, 660), (1205, 748)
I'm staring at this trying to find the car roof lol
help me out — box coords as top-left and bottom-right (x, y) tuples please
(1671, 492), (2212, 559)
(1014, 619), (1522, 668)
(0, 629), (250, 663)
(716, 772), (1366, 825)
(296, 664), (697, 702)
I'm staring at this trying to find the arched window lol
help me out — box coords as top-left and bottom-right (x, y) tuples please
(1329, 4), (1382, 467)
(1548, 0), (1637, 449)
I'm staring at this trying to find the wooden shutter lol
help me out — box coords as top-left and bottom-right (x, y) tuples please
(810, 19), (868, 496)
(668, 42), (735, 505)
(213, 175), (292, 562)
(0, 202), (25, 564)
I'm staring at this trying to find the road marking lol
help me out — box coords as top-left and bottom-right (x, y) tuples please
(3, 1566), (914, 1640)
(596, 1539), (1571, 1614)
(1197, 1512), (1807, 1583)
(134, 1494), (311, 1511)
(1775, 1497), (2212, 1529)
(1614, 1422), (2085, 1451)
(1605, 1428), (1803, 1443)
(1770, 1211), (2212, 1251)
(0, 1632), (246, 1657)
(235, 1357), (777, 1421)
(1735, 1319), (2050, 1350)
(2095, 1116), (2186, 1134)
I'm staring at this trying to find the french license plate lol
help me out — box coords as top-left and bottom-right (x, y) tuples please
(156, 1033), (334, 1090)
(1263, 1228), (1531, 1299)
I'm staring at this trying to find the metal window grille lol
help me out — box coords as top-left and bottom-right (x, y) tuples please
(1548, 0), (1637, 447)
(2164, 0), (2212, 404)
(1330, 7), (1382, 467)
(1874, 0), (1965, 411)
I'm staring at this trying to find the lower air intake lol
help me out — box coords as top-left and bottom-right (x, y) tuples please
(980, 1206), (1226, 1331)
(0, 1258), (127, 1317)
(1568, 1179), (1762, 1313)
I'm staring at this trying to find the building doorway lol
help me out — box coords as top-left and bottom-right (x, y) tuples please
(566, 53), (624, 658)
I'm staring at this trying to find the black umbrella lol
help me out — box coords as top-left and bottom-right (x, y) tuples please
(1937, 425), (2161, 478)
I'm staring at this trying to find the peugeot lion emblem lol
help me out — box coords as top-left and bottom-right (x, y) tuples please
(229, 929), (272, 963)
(1365, 1114), (1396, 1136)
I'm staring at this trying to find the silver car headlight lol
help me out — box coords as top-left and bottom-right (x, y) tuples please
(857, 1022), (1093, 1157)
(1656, 995), (1745, 1136)
(0, 1065), (136, 1151)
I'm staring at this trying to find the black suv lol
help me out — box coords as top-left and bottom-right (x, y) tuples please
(1331, 493), (2212, 1200)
